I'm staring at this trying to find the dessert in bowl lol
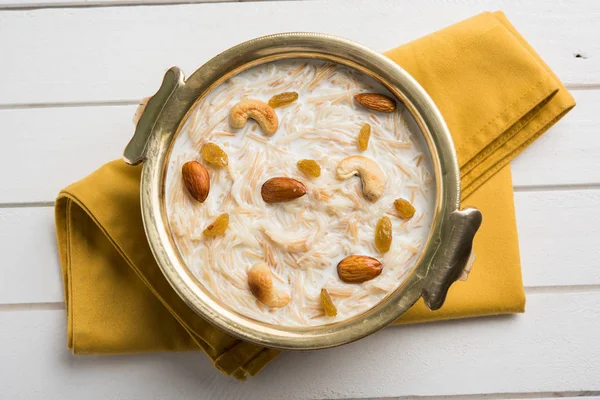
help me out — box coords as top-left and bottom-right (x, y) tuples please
(124, 33), (481, 349)
(165, 60), (435, 326)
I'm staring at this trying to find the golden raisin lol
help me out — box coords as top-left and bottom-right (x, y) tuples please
(358, 123), (371, 151)
(268, 92), (299, 108)
(297, 159), (321, 178)
(375, 216), (392, 253)
(203, 213), (229, 237)
(201, 143), (228, 167)
(394, 198), (416, 219)
(320, 288), (337, 317)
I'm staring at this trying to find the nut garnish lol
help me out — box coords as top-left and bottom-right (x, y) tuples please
(320, 288), (337, 317)
(337, 255), (383, 283)
(201, 142), (228, 167)
(203, 213), (229, 237)
(268, 92), (299, 108)
(261, 177), (307, 203)
(182, 161), (210, 203)
(248, 262), (290, 308)
(336, 156), (386, 201)
(394, 198), (416, 219)
(375, 216), (392, 253)
(358, 123), (371, 151)
(297, 159), (321, 178)
(354, 93), (397, 113)
(229, 99), (278, 135)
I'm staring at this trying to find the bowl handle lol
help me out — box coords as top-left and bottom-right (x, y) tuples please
(421, 208), (482, 310)
(123, 67), (185, 165)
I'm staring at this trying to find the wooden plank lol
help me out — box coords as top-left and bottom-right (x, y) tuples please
(0, 207), (64, 304)
(0, 0), (233, 7)
(0, 90), (596, 204)
(0, 0), (598, 105)
(514, 189), (600, 288)
(0, 104), (136, 204)
(0, 0), (299, 6)
(2, 188), (599, 305)
(511, 90), (600, 188)
(0, 292), (598, 399)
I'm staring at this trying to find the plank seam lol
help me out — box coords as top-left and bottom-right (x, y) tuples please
(0, 201), (55, 208)
(3, 285), (600, 311)
(0, 0), (242, 11)
(513, 183), (600, 193)
(525, 285), (600, 295)
(0, 87), (596, 111)
(0, 0), (311, 11)
(345, 390), (600, 400)
(3, 183), (600, 209)
(0, 100), (140, 110)
(0, 302), (64, 311)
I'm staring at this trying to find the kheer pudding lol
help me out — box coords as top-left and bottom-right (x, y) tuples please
(165, 60), (435, 326)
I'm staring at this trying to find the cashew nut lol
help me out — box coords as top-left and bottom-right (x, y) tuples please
(229, 99), (278, 135)
(336, 156), (386, 201)
(247, 263), (290, 308)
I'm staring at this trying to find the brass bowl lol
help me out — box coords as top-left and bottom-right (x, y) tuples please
(123, 33), (482, 350)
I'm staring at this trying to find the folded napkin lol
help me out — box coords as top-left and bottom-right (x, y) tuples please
(55, 11), (575, 380)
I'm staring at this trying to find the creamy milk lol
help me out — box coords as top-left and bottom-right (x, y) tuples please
(165, 60), (435, 326)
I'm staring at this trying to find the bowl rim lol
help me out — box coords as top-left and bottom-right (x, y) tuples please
(135, 32), (464, 350)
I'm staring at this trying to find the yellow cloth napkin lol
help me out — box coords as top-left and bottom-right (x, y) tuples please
(55, 11), (575, 380)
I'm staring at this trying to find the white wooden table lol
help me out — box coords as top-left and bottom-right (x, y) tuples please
(1, 0), (600, 399)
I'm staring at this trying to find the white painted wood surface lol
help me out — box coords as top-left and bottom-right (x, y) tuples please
(1, 0), (599, 399)
(0, 0), (236, 8)
(2, 293), (600, 399)
(3, 188), (600, 306)
(1, 90), (598, 204)
(0, 0), (599, 107)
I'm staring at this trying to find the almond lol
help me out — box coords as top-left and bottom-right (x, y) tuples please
(182, 161), (210, 203)
(354, 93), (397, 113)
(261, 177), (307, 203)
(337, 255), (383, 283)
